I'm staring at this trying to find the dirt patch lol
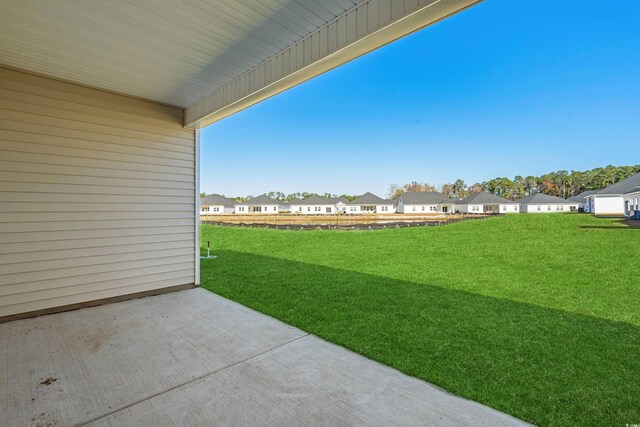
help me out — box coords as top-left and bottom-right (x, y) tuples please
(202, 216), (492, 230)
(82, 326), (112, 352)
(39, 377), (57, 386)
(32, 411), (57, 426)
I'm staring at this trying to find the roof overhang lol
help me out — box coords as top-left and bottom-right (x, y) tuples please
(0, 0), (482, 129)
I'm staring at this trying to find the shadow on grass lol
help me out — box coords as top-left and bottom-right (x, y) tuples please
(579, 219), (640, 229)
(201, 250), (639, 427)
(578, 226), (633, 230)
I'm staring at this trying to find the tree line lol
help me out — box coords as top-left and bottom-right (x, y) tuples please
(388, 164), (640, 200)
(208, 192), (360, 203)
(202, 164), (640, 202)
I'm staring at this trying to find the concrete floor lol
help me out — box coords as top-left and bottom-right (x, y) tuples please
(1, 288), (529, 426)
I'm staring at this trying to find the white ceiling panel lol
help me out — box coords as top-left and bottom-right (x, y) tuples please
(0, 0), (361, 107)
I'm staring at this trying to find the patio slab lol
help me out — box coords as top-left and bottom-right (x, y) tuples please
(1, 288), (529, 426)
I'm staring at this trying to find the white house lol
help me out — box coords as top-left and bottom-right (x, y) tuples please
(585, 173), (640, 216)
(623, 187), (640, 219)
(517, 193), (579, 213)
(456, 192), (519, 214)
(290, 195), (349, 215)
(347, 193), (396, 214)
(235, 195), (285, 214)
(396, 192), (454, 214)
(200, 194), (236, 215)
(568, 190), (598, 213)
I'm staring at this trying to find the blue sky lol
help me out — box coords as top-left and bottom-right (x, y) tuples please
(200, 0), (640, 198)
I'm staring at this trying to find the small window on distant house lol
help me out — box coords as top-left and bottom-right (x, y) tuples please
(307, 207), (311, 211)
(213, 207), (219, 212)
(548, 206), (552, 211)
(537, 206), (541, 211)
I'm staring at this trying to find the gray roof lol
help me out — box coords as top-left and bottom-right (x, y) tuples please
(349, 192), (389, 205)
(238, 194), (282, 205)
(568, 190), (598, 204)
(295, 195), (349, 205)
(516, 193), (576, 205)
(399, 191), (450, 205)
(201, 194), (235, 206)
(596, 172), (640, 195)
(457, 191), (517, 205)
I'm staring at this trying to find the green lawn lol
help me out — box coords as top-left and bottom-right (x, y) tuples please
(200, 214), (640, 426)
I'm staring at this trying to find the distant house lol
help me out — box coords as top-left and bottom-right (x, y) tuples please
(456, 192), (519, 214)
(517, 193), (579, 213)
(235, 194), (285, 214)
(347, 192), (395, 214)
(290, 195), (349, 215)
(568, 190), (598, 213)
(200, 194), (236, 215)
(585, 173), (640, 216)
(623, 186), (640, 219)
(396, 192), (454, 214)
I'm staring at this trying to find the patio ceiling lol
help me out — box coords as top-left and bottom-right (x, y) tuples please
(0, 0), (482, 128)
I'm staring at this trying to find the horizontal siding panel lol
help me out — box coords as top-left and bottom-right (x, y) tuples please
(0, 77), (183, 122)
(0, 255), (194, 290)
(0, 202), (194, 213)
(0, 211), (195, 223)
(0, 218), (194, 233)
(0, 171), (195, 189)
(0, 277), (195, 318)
(0, 86), (186, 132)
(0, 119), (194, 154)
(0, 68), (184, 118)
(0, 159), (193, 182)
(0, 68), (196, 316)
(0, 233), (194, 254)
(0, 97), (193, 140)
(0, 152), (194, 178)
(0, 192), (194, 204)
(0, 138), (195, 167)
(0, 240), (195, 265)
(0, 225), (195, 243)
(0, 181), (195, 195)
(0, 109), (192, 147)
(1, 271), (195, 309)
(0, 247), (195, 276)
(0, 268), (195, 305)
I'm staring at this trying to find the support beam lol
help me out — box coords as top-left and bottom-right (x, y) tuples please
(185, 0), (482, 128)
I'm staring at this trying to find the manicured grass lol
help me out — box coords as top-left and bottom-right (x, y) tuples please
(200, 215), (640, 426)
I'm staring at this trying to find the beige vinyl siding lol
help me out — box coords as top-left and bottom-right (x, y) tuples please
(0, 67), (196, 318)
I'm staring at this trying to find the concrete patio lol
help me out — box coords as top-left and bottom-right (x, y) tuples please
(1, 288), (528, 426)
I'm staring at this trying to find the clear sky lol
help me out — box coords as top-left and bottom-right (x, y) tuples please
(200, 0), (640, 198)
